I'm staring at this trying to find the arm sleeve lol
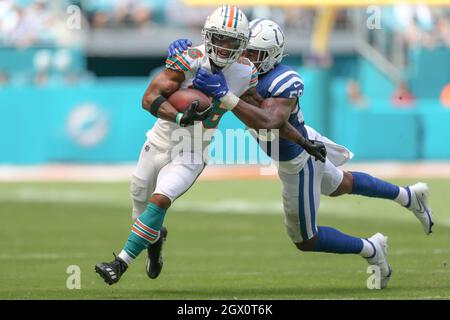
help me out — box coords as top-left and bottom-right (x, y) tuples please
(165, 48), (203, 77)
(270, 74), (304, 99)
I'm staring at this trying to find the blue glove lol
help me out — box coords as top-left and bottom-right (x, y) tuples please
(193, 68), (229, 99)
(167, 39), (192, 57)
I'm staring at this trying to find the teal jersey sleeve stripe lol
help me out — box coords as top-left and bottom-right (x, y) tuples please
(165, 59), (190, 72)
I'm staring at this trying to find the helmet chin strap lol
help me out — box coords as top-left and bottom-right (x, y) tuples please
(205, 45), (221, 73)
(209, 58), (220, 73)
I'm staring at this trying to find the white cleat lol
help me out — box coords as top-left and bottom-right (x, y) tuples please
(365, 233), (392, 289)
(405, 183), (434, 235)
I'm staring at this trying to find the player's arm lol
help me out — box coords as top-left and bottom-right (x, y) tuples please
(236, 87), (291, 129)
(193, 69), (289, 129)
(142, 69), (210, 126)
(239, 89), (325, 160)
(142, 68), (183, 122)
(194, 68), (326, 162)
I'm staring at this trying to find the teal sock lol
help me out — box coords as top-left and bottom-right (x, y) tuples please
(123, 203), (166, 259)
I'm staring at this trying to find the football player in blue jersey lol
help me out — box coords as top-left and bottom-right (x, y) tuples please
(165, 20), (434, 288)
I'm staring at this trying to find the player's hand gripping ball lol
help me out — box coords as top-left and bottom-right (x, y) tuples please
(168, 88), (213, 126)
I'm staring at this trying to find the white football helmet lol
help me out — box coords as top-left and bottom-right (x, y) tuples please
(246, 19), (285, 74)
(202, 5), (249, 68)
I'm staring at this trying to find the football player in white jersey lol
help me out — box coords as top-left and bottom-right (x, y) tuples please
(168, 19), (434, 288)
(94, 6), (326, 286)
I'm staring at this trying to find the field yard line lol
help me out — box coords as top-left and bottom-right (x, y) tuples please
(2, 188), (448, 226)
(0, 253), (86, 260)
(1, 162), (450, 181)
(0, 188), (126, 204)
(391, 248), (450, 255)
(0, 188), (376, 216)
(441, 219), (450, 227)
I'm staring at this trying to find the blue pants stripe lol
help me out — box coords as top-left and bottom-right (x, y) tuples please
(298, 169), (309, 241)
(307, 158), (316, 234)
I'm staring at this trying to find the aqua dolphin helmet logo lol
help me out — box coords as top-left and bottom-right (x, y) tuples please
(67, 104), (109, 147)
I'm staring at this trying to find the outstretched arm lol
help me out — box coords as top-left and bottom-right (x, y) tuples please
(235, 87), (292, 129)
(239, 89), (324, 158)
(193, 69), (326, 161)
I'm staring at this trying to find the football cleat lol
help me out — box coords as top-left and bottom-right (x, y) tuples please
(365, 233), (392, 289)
(405, 183), (434, 235)
(146, 226), (168, 279)
(95, 253), (128, 285)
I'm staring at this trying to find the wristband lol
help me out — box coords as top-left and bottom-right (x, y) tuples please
(175, 113), (183, 126)
(150, 95), (167, 117)
(219, 92), (240, 110)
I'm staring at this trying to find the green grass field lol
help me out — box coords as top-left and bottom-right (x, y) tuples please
(0, 178), (449, 299)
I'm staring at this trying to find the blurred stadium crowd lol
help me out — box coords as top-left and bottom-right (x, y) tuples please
(1, 0), (449, 48)
(0, 0), (449, 91)
(1, 1), (449, 163)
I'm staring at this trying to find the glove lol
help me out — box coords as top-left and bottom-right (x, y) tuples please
(167, 39), (192, 57)
(193, 68), (229, 100)
(303, 139), (327, 163)
(179, 100), (213, 127)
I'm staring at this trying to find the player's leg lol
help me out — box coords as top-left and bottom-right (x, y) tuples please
(146, 151), (206, 278)
(120, 140), (172, 268)
(322, 165), (433, 235)
(281, 158), (369, 256)
(281, 157), (392, 288)
(95, 140), (170, 285)
(130, 140), (170, 221)
(119, 151), (206, 279)
(307, 124), (433, 234)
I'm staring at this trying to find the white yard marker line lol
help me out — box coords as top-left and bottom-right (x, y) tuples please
(0, 253), (86, 260)
(1, 163), (450, 182)
(0, 188), (448, 226)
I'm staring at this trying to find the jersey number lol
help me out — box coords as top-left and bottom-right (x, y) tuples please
(202, 99), (226, 129)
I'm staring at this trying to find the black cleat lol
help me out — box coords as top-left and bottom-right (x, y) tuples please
(95, 253), (128, 285)
(146, 226), (168, 279)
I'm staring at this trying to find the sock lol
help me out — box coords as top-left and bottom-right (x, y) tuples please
(118, 250), (134, 265)
(121, 203), (166, 263)
(314, 226), (364, 254)
(350, 172), (400, 200)
(395, 186), (411, 207)
(360, 239), (376, 258)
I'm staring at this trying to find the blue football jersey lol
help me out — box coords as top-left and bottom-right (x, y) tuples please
(255, 64), (307, 161)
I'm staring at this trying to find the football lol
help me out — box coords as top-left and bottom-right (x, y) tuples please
(168, 88), (212, 113)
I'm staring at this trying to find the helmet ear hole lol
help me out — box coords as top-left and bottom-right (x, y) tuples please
(247, 19), (285, 73)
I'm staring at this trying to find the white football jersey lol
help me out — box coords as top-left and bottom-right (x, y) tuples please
(147, 45), (258, 153)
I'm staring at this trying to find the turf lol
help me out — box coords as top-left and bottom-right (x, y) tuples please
(0, 178), (449, 299)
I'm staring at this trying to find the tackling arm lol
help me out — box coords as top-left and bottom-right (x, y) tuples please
(193, 68), (326, 161)
(237, 87), (292, 130)
(239, 90), (317, 150)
